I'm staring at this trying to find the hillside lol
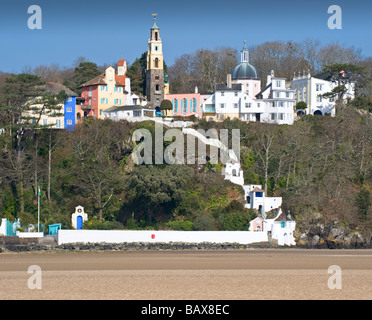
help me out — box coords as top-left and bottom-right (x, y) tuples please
(0, 106), (371, 247)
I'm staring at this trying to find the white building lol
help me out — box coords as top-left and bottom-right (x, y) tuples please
(245, 70), (295, 125)
(264, 209), (296, 246)
(243, 184), (282, 218)
(102, 105), (156, 120)
(290, 71), (355, 116)
(201, 43), (295, 125)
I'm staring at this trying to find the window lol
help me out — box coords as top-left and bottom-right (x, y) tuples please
(276, 92), (280, 98)
(281, 222), (286, 228)
(220, 103), (225, 108)
(286, 92), (290, 98)
(245, 103), (251, 108)
(279, 113), (284, 120)
(155, 58), (159, 68)
(55, 119), (62, 129)
(66, 107), (72, 112)
(317, 95), (323, 103)
(270, 113), (275, 120)
(221, 91), (224, 97)
(233, 103), (238, 108)
(256, 192), (263, 198)
(193, 98), (197, 113)
(276, 80), (281, 87)
(234, 92), (238, 97)
(67, 119), (72, 125)
(316, 84), (323, 91)
(257, 103), (260, 108)
(42, 119), (48, 126)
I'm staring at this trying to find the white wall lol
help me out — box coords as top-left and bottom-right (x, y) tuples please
(57, 230), (268, 245)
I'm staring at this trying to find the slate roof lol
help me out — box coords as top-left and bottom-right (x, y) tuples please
(215, 83), (242, 91)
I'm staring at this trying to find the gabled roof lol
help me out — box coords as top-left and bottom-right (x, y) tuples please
(79, 75), (106, 88)
(79, 74), (126, 88)
(117, 59), (126, 67)
(274, 210), (294, 222)
(255, 83), (272, 99)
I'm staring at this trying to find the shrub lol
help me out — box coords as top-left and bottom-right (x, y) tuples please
(194, 216), (215, 231)
(165, 220), (194, 231)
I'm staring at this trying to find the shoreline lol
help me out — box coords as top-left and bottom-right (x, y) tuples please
(1, 240), (372, 253)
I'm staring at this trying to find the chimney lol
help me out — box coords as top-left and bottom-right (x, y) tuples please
(227, 74), (232, 89)
(195, 86), (198, 94)
(267, 70), (274, 86)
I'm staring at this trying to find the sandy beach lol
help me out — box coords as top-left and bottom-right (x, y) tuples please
(0, 249), (371, 300)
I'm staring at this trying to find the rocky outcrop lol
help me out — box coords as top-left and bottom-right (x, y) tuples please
(295, 223), (372, 249)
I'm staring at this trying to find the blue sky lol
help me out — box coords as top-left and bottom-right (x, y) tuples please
(0, 0), (371, 73)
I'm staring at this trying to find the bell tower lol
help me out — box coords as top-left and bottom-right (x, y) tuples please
(146, 14), (164, 109)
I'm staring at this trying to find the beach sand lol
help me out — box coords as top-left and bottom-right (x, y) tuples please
(0, 249), (371, 300)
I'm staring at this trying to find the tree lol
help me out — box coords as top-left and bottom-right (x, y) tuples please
(0, 74), (46, 215)
(295, 101), (307, 111)
(160, 99), (172, 116)
(355, 185), (371, 217)
(321, 63), (367, 110)
(64, 61), (101, 95)
(126, 52), (147, 96)
(125, 165), (192, 223)
(66, 119), (125, 221)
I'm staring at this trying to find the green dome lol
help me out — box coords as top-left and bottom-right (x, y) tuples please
(232, 62), (259, 80)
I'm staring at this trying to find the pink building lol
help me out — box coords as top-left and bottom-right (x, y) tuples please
(249, 217), (264, 232)
(165, 93), (202, 118)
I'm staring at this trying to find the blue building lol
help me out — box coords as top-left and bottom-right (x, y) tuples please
(39, 82), (78, 130)
(64, 94), (77, 130)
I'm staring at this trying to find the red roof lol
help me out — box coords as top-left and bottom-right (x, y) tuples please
(118, 59), (126, 66)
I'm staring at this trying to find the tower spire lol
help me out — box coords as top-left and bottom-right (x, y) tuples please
(152, 13), (159, 29)
(241, 40), (249, 63)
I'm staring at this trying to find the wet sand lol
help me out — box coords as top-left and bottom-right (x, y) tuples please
(0, 249), (371, 300)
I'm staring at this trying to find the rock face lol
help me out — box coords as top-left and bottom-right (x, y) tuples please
(294, 223), (372, 249)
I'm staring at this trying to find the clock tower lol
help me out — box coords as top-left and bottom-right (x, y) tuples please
(146, 14), (164, 109)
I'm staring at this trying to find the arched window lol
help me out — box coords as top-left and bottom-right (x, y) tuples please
(155, 58), (159, 68)
(184, 98), (187, 113)
(175, 99), (178, 113)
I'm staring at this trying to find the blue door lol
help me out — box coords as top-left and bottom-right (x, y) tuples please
(77, 216), (83, 230)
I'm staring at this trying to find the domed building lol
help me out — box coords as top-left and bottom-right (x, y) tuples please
(231, 41), (261, 99)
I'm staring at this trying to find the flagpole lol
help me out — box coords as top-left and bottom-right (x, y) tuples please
(38, 186), (40, 233)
